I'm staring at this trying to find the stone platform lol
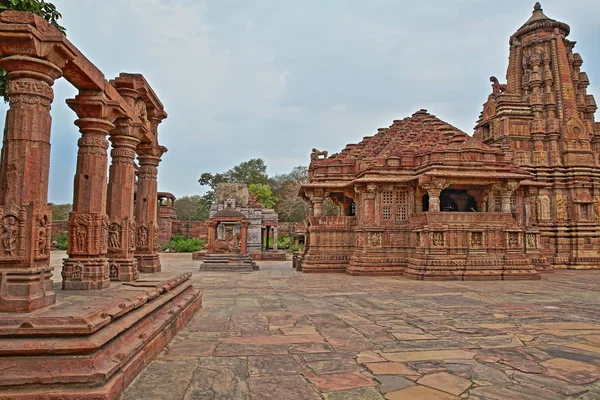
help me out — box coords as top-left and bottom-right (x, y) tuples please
(199, 253), (259, 272)
(0, 271), (202, 400)
(124, 254), (600, 399)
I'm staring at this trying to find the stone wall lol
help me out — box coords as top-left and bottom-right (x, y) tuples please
(171, 221), (209, 241)
(51, 220), (69, 240)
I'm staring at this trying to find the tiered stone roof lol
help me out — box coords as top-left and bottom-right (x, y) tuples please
(330, 109), (468, 161)
(306, 109), (531, 187)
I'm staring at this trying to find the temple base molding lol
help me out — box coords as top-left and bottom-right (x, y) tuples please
(0, 272), (201, 400)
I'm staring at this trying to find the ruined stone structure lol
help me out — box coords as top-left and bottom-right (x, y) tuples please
(200, 205), (257, 271)
(196, 183), (285, 261)
(157, 191), (177, 246)
(474, 3), (600, 270)
(0, 11), (201, 399)
(299, 3), (598, 279)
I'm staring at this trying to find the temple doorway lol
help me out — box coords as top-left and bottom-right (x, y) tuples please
(440, 189), (477, 212)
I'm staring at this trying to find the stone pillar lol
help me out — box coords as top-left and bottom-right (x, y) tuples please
(106, 119), (141, 281)
(427, 189), (442, 212)
(421, 181), (448, 213)
(265, 226), (270, 250)
(500, 192), (512, 213)
(207, 221), (218, 254)
(312, 198), (323, 217)
(240, 221), (249, 254)
(0, 56), (63, 311)
(273, 226), (278, 251)
(62, 91), (123, 291)
(135, 147), (165, 272)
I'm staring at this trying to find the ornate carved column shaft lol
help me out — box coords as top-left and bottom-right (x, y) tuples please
(273, 226), (278, 251)
(106, 119), (141, 281)
(62, 91), (123, 290)
(134, 149), (164, 272)
(427, 189), (442, 212)
(312, 198), (323, 217)
(0, 55), (63, 312)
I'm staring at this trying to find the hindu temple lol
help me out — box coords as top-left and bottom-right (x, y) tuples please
(299, 3), (599, 280)
(474, 2), (600, 270)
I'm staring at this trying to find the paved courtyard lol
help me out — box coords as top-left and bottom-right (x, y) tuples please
(48, 252), (600, 399)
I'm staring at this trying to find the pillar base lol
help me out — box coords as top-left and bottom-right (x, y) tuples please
(0, 266), (56, 312)
(108, 258), (139, 282)
(135, 253), (161, 273)
(61, 258), (110, 290)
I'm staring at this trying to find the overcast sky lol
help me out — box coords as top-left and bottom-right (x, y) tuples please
(1, 0), (598, 204)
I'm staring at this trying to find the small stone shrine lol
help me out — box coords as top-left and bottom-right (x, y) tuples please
(200, 204), (258, 271)
(195, 183), (285, 261)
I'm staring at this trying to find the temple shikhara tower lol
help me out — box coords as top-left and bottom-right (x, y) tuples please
(299, 3), (599, 279)
(475, 3), (600, 269)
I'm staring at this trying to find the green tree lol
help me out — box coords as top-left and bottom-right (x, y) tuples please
(322, 198), (339, 216)
(174, 195), (210, 221)
(51, 203), (71, 220)
(248, 183), (277, 209)
(270, 166), (309, 222)
(226, 158), (269, 186)
(198, 158), (271, 210)
(0, 0), (66, 102)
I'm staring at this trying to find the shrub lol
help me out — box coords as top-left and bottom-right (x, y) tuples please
(277, 234), (292, 249)
(290, 243), (304, 253)
(162, 235), (204, 252)
(55, 233), (68, 250)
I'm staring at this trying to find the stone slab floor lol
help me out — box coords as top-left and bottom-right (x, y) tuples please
(50, 252), (600, 399)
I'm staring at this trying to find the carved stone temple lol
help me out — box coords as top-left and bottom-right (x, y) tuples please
(0, 11), (201, 399)
(195, 183), (285, 265)
(299, 3), (599, 280)
(474, 2), (600, 270)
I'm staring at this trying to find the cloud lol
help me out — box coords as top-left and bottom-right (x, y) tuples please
(0, 0), (598, 203)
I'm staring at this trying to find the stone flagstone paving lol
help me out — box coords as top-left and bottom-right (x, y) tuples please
(96, 252), (600, 399)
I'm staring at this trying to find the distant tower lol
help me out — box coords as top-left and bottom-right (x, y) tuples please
(475, 3), (600, 269)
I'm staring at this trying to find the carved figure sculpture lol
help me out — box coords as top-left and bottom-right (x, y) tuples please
(76, 224), (86, 252)
(490, 76), (507, 94)
(311, 148), (328, 160)
(108, 222), (121, 249)
(213, 232), (241, 253)
(556, 194), (568, 221)
(138, 226), (149, 247)
(38, 216), (48, 255)
(2, 216), (18, 256)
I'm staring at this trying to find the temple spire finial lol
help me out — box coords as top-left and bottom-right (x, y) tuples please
(523, 1), (550, 25)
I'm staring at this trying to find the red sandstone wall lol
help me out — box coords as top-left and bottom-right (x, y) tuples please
(171, 221), (209, 241)
(51, 220), (69, 239)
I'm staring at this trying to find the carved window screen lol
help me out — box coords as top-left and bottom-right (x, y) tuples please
(382, 207), (392, 220)
(382, 191), (393, 204)
(493, 194), (501, 212)
(396, 190), (408, 220)
(382, 191), (393, 221)
(510, 193), (516, 212)
(381, 190), (408, 221)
